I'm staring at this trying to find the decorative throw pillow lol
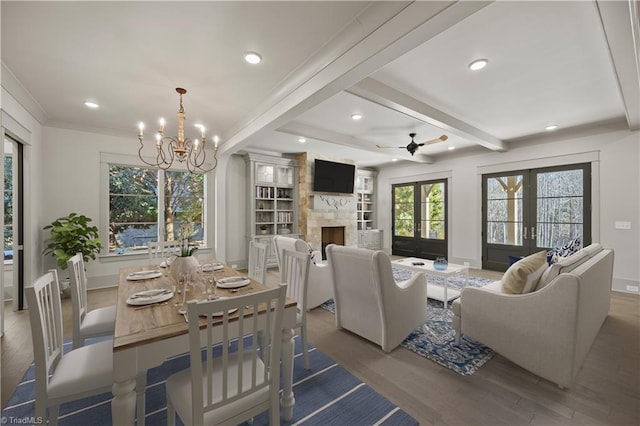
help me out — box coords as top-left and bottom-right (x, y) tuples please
(501, 250), (548, 294)
(546, 235), (582, 265)
(307, 244), (317, 265)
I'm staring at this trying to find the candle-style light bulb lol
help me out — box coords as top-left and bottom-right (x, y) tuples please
(194, 138), (200, 150)
(214, 135), (220, 148)
(138, 122), (145, 137)
(200, 126), (205, 139)
(155, 133), (161, 147)
(159, 117), (165, 133)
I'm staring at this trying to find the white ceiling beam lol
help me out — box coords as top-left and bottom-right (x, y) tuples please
(347, 77), (507, 152)
(277, 121), (434, 164)
(220, 0), (494, 155)
(594, 0), (640, 130)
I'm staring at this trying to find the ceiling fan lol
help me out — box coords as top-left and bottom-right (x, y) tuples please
(376, 133), (448, 156)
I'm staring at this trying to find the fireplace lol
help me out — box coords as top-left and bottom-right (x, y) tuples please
(321, 226), (345, 259)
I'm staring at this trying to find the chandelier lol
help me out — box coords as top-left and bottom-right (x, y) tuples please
(137, 87), (218, 173)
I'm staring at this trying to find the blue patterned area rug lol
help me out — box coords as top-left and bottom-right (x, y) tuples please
(2, 336), (417, 426)
(322, 269), (496, 376)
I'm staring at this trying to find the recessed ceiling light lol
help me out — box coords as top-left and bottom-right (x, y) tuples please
(243, 51), (262, 65)
(298, 137), (307, 143)
(468, 59), (488, 71)
(448, 146), (456, 150)
(391, 158), (398, 162)
(351, 114), (363, 121)
(84, 101), (99, 109)
(545, 124), (558, 131)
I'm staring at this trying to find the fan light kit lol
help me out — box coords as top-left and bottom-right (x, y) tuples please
(468, 59), (488, 71)
(376, 133), (448, 156)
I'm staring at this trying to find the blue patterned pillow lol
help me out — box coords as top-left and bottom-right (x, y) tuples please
(547, 236), (582, 265)
(307, 244), (317, 265)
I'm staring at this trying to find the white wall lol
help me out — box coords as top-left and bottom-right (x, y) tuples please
(40, 127), (219, 288)
(376, 125), (640, 293)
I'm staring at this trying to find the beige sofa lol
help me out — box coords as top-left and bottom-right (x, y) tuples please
(453, 243), (614, 388)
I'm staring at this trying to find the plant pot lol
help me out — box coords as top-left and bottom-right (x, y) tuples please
(170, 256), (200, 281)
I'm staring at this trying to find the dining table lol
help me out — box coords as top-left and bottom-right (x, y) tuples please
(110, 260), (298, 426)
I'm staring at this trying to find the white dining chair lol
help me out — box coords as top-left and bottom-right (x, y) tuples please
(67, 253), (116, 349)
(280, 249), (311, 369)
(165, 285), (287, 426)
(248, 241), (268, 284)
(26, 270), (115, 426)
(148, 240), (182, 262)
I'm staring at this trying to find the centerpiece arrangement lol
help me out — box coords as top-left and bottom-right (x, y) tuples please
(169, 243), (199, 280)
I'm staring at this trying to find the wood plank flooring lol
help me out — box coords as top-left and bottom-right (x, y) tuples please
(2, 268), (638, 425)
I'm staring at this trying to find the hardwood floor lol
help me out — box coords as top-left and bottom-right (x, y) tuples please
(2, 268), (639, 425)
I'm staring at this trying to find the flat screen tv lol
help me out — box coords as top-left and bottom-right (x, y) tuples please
(313, 159), (355, 194)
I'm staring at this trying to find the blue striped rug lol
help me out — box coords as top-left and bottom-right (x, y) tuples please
(2, 336), (417, 425)
(322, 269), (495, 376)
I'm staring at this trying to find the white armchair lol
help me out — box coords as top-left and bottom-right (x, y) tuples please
(274, 236), (333, 309)
(326, 244), (427, 352)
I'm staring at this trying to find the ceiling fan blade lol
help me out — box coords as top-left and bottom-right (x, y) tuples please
(419, 134), (448, 146)
(376, 144), (407, 149)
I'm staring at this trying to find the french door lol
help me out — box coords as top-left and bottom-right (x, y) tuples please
(482, 163), (591, 271)
(392, 179), (447, 259)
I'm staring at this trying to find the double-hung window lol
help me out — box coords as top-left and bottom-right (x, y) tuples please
(108, 164), (205, 253)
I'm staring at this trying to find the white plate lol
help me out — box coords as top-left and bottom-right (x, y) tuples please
(126, 270), (163, 281)
(202, 263), (224, 272)
(200, 307), (238, 317)
(216, 277), (251, 289)
(126, 290), (174, 306)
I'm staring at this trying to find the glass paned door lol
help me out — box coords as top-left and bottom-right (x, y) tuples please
(392, 179), (447, 259)
(482, 164), (590, 271)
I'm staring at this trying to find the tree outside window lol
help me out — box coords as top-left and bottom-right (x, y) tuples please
(109, 165), (205, 253)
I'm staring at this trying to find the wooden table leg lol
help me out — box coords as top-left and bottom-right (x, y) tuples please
(280, 327), (295, 421)
(112, 350), (137, 426)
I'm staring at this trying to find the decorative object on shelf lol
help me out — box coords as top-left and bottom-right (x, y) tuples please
(434, 257), (448, 271)
(43, 213), (102, 270)
(137, 87), (219, 173)
(259, 225), (269, 235)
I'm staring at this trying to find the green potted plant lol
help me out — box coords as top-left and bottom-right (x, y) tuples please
(43, 213), (102, 270)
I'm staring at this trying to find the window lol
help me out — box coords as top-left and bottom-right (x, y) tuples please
(108, 165), (205, 253)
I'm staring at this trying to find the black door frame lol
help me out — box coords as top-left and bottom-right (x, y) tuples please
(391, 179), (448, 260)
(482, 163), (591, 271)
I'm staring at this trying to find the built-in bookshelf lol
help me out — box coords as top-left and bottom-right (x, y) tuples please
(245, 153), (301, 267)
(356, 169), (382, 250)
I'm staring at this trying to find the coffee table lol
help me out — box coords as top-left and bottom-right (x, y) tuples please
(392, 257), (469, 308)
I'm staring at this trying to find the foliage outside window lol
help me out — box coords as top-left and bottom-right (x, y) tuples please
(394, 185), (414, 237)
(420, 182), (445, 239)
(109, 165), (205, 253)
(4, 155), (13, 261)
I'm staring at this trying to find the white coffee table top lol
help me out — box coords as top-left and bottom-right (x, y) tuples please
(392, 257), (468, 276)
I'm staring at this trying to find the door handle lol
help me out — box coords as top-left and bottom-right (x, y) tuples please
(523, 226), (527, 240)
(531, 226), (536, 239)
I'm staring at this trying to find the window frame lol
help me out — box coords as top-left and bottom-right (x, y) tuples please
(101, 153), (208, 257)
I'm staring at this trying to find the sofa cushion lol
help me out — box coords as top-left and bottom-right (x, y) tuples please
(501, 251), (547, 294)
(547, 235), (582, 265)
(537, 250), (589, 290)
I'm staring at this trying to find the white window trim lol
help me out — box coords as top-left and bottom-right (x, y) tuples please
(100, 152), (209, 256)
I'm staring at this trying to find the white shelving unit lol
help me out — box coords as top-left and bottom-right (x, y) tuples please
(245, 153), (301, 267)
(356, 169), (382, 250)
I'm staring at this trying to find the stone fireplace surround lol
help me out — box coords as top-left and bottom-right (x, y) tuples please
(296, 153), (358, 252)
